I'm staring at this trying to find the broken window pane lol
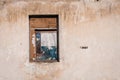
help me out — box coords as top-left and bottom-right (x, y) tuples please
(35, 31), (57, 61)
(36, 32), (41, 53)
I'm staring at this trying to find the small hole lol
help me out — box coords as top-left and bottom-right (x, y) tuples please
(96, 0), (99, 1)
(80, 46), (88, 49)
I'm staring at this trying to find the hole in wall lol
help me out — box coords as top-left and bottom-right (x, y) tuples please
(94, 0), (100, 2)
(80, 46), (88, 49)
(95, 0), (100, 2)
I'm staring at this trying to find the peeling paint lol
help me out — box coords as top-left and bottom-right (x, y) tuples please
(32, 34), (35, 47)
(0, 0), (120, 80)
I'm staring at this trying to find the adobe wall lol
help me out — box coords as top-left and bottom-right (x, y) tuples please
(0, 0), (120, 80)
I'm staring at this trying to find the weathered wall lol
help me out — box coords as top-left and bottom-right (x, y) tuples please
(0, 0), (120, 80)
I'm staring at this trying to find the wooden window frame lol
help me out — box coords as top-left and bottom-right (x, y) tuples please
(29, 15), (59, 62)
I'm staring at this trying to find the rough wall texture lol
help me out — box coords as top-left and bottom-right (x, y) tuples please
(0, 0), (120, 80)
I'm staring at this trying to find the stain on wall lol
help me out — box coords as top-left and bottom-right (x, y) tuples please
(0, 0), (120, 80)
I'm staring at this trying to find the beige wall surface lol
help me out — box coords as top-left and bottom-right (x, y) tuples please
(0, 0), (120, 80)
